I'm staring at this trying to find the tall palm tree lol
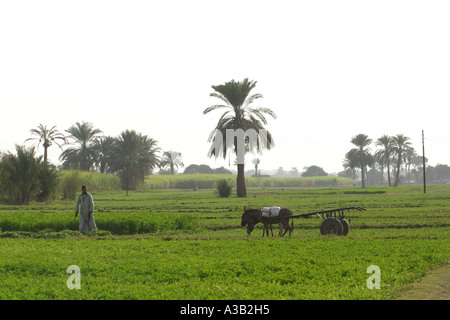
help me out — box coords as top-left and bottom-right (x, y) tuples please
(25, 124), (67, 163)
(391, 134), (412, 186)
(160, 151), (184, 175)
(203, 78), (276, 197)
(59, 121), (103, 171)
(375, 135), (393, 186)
(109, 130), (160, 192)
(345, 134), (373, 188)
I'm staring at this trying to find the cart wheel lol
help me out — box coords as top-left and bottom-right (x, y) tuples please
(340, 218), (349, 236)
(320, 218), (343, 235)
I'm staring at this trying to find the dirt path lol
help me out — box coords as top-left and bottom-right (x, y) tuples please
(394, 263), (450, 300)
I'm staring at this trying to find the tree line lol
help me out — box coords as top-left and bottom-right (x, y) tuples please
(341, 133), (426, 188)
(0, 122), (183, 204)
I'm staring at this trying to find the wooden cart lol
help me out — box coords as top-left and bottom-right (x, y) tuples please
(268, 206), (366, 236)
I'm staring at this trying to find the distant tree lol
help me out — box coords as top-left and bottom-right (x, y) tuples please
(375, 135), (394, 186)
(342, 152), (359, 180)
(252, 158), (261, 176)
(289, 167), (301, 177)
(25, 124), (67, 163)
(337, 167), (354, 180)
(391, 134), (412, 186)
(345, 134), (373, 188)
(404, 147), (419, 184)
(203, 78), (276, 197)
(59, 121), (102, 171)
(109, 130), (160, 191)
(214, 167), (232, 174)
(159, 151), (184, 175)
(184, 164), (214, 174)
(434, 164), (450, 182)
(302, 165), (328, 177)
(424, 164), (450, 183)
(274, 167), (286, 178)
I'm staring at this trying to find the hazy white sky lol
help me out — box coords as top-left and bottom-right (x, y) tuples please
(1, 0), (449, 174)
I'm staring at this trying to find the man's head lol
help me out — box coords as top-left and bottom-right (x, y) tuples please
(81, 186), (88, 194)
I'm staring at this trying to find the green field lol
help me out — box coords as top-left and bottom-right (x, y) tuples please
(0, 183), (448, 300)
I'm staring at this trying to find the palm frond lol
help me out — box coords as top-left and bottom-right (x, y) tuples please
(203, 104), (230, 115)
(244, 93), (263, 108)
(208, 92), (231, 106)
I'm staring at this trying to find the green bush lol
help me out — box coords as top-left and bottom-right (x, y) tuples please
(0, 146), (63, 204)
(216, 179), (232, 197)
(37, 163), (59, 202)
(59, 171), (81, 200)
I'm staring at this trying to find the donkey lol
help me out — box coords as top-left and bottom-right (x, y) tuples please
(241, 207), (293, 237)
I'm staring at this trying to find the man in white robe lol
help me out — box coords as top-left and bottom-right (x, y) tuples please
(75, 186), (97, 234)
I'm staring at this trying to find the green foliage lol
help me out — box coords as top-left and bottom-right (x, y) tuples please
(1, 146), (42, 204)
(57, 170), (120, 196)
(0, 146), (59, 204)
(58, 171), (81, 200)
(37, 163), (59, 201)
(0, 211), (199, 235)
(216, 179), (232, 197)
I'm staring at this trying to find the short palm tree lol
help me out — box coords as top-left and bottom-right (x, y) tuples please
(109, 130), (160, 192)
(59, 121), (103, 171)
(203, 78), (276, 197)
(25, 124), (67, 163)
(2, 145), (42, 204)
(345, 134), (373, 188)
(160, 151), (184, 174)
(252, 158), (261, 177)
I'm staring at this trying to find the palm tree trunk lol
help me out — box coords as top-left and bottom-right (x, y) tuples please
(394, 155), (402, 186)
(43, 141), (50, 163)
(361, 165), (366, 188)
(386, 159), (392, 186)
(236, 163), (247, 197)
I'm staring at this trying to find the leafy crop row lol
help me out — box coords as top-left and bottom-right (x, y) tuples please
(0, 237), (447, 299)
(0, 212), (198, 235)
